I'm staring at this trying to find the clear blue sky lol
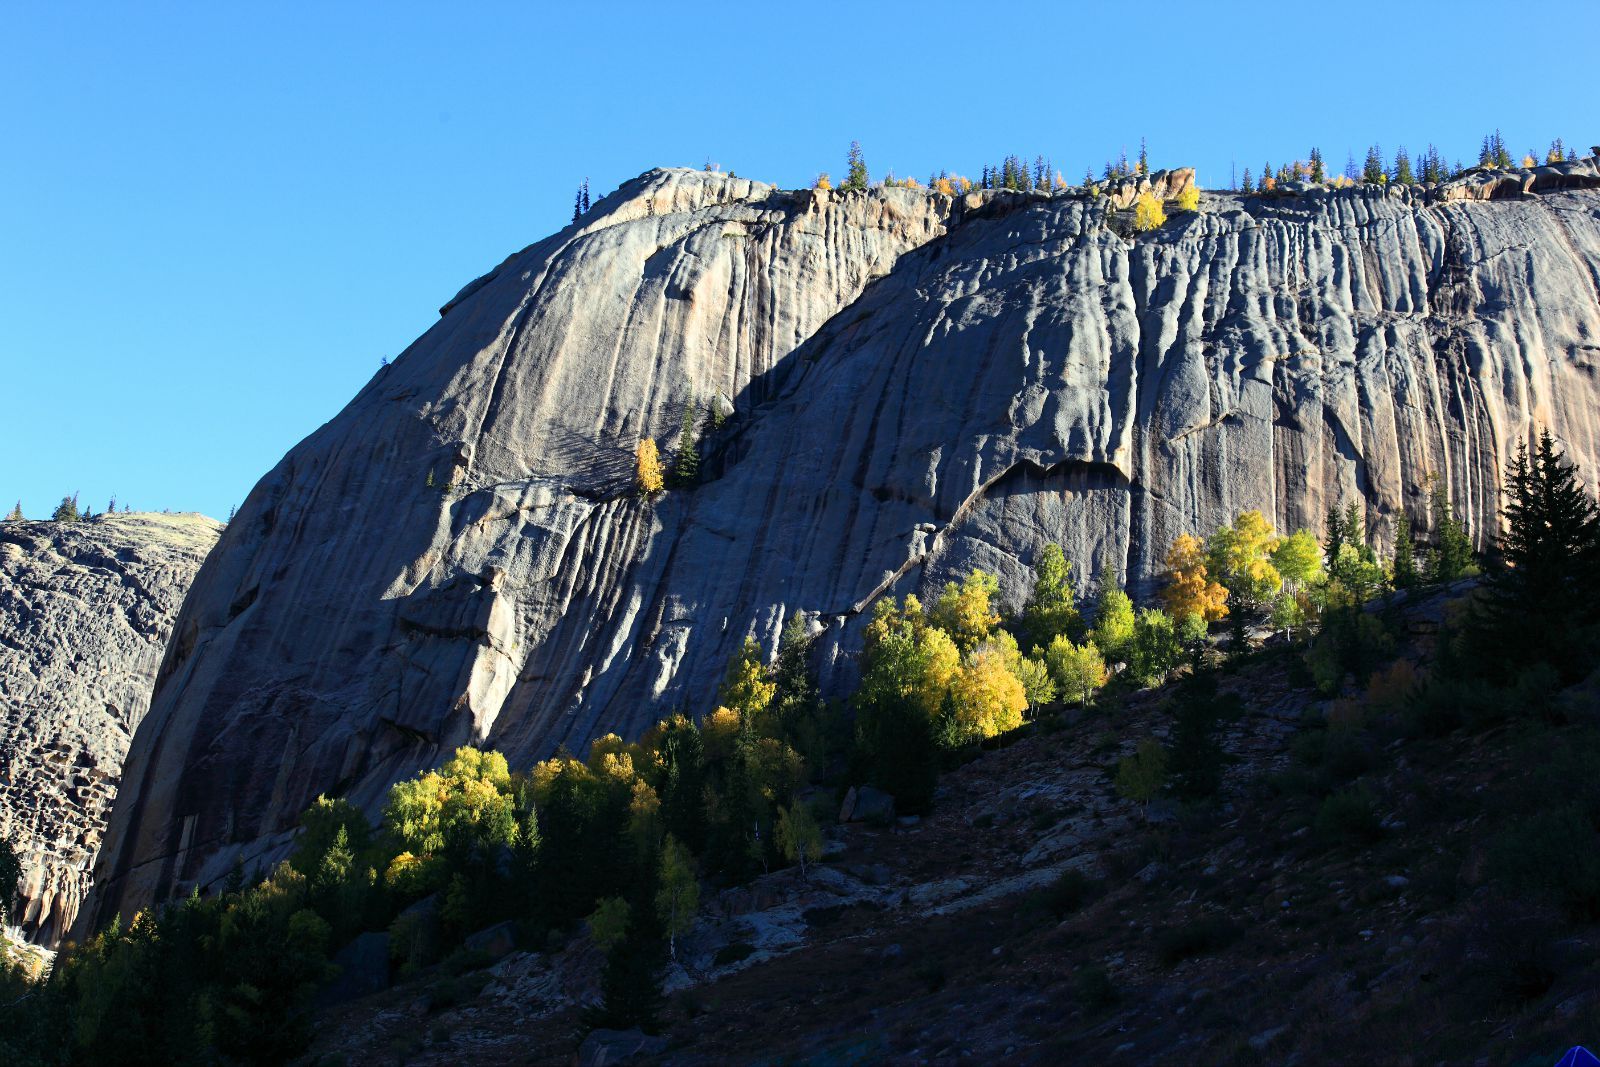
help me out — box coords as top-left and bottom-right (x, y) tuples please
(4, 1), (1596, 521)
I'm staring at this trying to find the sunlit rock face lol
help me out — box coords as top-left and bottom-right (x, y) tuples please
(0, 513), (219, 947)
(84, 160), (1600, 933)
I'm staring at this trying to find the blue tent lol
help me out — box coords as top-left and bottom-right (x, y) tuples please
(1556, 1047), (1600, 1067)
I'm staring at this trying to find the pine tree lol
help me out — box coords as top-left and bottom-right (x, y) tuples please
(1309, 147), (1325, 183)
(573, 186), (584, 223)
(768, 616), (822, 752)
(4, 500), (20, 522)
(1323, 504), (1346, 571)
(1137, 137), (1149, 177)
(52, 493), (80, 523)
(670, 400), (700, 488)
(1392, 511), (1419, 589)
(1021, 542), (1080, 649)
(1033, 155), (1048, 188)
(1548, 138), (1567, 164)
(1168, 675), (1235, 799)
(1344, 151), (1359, 182)
(1471, 430), (1600, 680)
(1363, 145), (1385, 183)
(1480, 135), (1495, 168)
(1240, 167), (1254, 194)
(1392, 146), (1414, 185)
(844, 141), (869, 191)
(1493, 129), (1513, 169)
(1262, 160), (1273, 189)
(581, 177), (591, 213)
(1427, 479), (1473, 583)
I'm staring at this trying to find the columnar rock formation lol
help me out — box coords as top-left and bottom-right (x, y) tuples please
(84, 159), (1600, 934)
(0, 513), (220, 946)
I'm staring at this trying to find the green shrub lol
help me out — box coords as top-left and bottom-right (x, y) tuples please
(1156, 915), (1240, 965)
(1489, 807), (1600, 921)
(1031, 869), (1101, 920)
(1075, 964), (1118, 1009)
(1314, 783), (1384, 845)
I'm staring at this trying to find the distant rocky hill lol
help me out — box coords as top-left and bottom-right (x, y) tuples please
(85, 156), (1600, 935)
(0, 513), (220, 947)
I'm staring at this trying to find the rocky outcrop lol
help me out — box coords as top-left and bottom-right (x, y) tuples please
(83, 160), (1600, 935)
(0, 513), (220, 947)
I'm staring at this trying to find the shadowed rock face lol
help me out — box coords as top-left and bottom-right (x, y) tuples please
(84, 162), (1600, 934)
(0, 513), (220, 947)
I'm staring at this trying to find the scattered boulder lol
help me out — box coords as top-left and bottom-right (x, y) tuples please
(463, 919), (518, 961)
(851, 783), (902, 825)
(576, 1028), (668, 1066)
(324, 931), (391, 1005)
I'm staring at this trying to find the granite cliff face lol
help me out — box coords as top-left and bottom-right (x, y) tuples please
(0, 513), (220, 947)
(85, 159), (1600, 932)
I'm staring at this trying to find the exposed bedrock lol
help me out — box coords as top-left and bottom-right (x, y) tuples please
(84, 161), (1600, 933)
(0, 513), (220, 947)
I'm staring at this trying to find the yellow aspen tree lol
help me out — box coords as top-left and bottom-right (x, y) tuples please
(928, 569), (1001, 652)
(1133, 191), (1167, 231)
(635, 438), (664, 494)
(948, 644), (1027, 739)
(1160, 533), (1229, 624)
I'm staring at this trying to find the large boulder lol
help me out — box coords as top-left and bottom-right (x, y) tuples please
(324, 930), (391, 1005)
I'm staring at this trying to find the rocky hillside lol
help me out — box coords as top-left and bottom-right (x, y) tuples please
(84, 157), (1600, 934)
(304, 584), (1600, 1066)
(0, 513), (220, 947)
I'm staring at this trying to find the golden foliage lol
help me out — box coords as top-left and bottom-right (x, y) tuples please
(717, 636), (775, 722)
(814, 172), (832, 191)
(1133, 191), (1166, 231)
(635, 437), (664, 494)
(1175, 184), (1200, 212)
(1206, 510), (1282, 608)
(701, 706), (743, 764)
(949, 644), (1027, 739)
(928, 569), (1001, 652)
(1160, 533), (1229, 623)
(934, 177), (955, 196)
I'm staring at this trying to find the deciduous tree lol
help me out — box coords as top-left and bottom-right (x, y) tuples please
(1160, 533), (1229, 625)
(655, 835), (699, 961)
(775, 803), (822, 881)
(1115, 738), (1168, 819)
(928, 569), (1001, 653)
(1044, 636), (1107, 706)
(635, 438), (664, 495)
(1133, 191), (1166, 231)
